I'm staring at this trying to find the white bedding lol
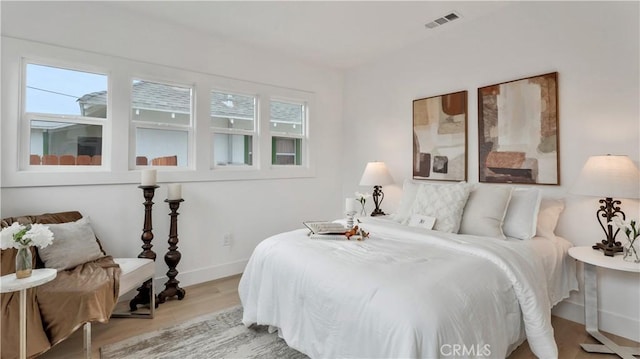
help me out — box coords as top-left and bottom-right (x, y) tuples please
(239, 217), (577, 358)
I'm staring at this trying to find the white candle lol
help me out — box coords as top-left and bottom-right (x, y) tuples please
(345, 197), (357, 212)
(168, 183), (182, 200)
(141, 169), (157, 186)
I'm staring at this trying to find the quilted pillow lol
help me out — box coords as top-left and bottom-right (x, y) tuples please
(503, 188), (542, 240)
(459, 185), (513, 238)
(409, 182), (471, 233)
(38, 216), (105, 271)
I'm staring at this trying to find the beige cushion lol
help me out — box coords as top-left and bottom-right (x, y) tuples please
(459, 185), (513, 238)
(38, 217), (104, 271)
(114, 258), (155, 297)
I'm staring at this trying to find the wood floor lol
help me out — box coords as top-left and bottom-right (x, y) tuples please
(39, 274), (639, 359)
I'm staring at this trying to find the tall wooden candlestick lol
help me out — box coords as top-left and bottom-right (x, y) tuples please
(157, 199), (186, 303)
(130, 185), (159, 311)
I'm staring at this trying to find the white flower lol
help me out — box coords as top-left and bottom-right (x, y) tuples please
(1, 223), (25, 250)
(24, 224), (54, 249)
(0, 223), (54, 250)
(609, 215), (633, 232)
(609, 215), (639, 241)
(355, 192), (371, 203)
(609, 215), (621, 227)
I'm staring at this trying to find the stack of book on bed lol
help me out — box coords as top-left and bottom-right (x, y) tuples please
(303, 221), (348, 240)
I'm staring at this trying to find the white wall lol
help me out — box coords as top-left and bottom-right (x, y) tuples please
(0, 2), (345, 290)
(2, 0), (638, 343)
(341, 2), (639, 340)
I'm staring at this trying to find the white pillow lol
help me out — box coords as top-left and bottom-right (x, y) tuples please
(459, 185), (513, 238)
(536, 199), (565, 240)
(503, 188), (542, 240)
(409, 182), (472, 233)
(38, 216), (105, 271)
(390, 179), (421, 223)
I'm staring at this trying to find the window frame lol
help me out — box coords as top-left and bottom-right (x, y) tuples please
(20, 59), (111, 171)
(269, 98), (308, 168)
(209, 89), (259, 170)
(2, 37), (316, 188)
(129, 77), (195, 170)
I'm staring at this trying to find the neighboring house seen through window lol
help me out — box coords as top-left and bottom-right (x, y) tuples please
(130, 80), (193, 167)
(210, 91), (256, 167)
(25, 63), (107, 166)
(10, 41), (314, 186)
(271, 100), (305, 166)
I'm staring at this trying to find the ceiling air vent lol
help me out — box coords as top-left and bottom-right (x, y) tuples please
(424, 11), (461, 30)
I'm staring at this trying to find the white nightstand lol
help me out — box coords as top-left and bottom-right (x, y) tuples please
(568, 246), (640, 359)
(0, 268), (57, 359)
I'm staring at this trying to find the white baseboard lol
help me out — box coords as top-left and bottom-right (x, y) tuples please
(153, 258), (248, 292)
(553, 299), (640, 342)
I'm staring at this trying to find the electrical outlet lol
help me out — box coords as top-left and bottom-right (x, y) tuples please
(223, 233), (233, 247)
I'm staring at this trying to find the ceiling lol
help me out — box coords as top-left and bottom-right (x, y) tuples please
(108, 1), (510, 69)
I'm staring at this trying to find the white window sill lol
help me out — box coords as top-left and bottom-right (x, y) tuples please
(1, 166), (315, 188)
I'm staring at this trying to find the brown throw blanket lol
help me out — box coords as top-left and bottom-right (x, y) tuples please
(1, 212), (120, 359)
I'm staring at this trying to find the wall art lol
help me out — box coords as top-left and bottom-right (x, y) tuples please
(478, 72), (559, 184)
(413, 90), (467, 181)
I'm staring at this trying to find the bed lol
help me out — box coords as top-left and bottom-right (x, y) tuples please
(239, 183), (578, 358)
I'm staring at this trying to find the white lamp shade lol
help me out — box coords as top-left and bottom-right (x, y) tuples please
(571, 155), (640, 199)
(359, 162), (394, 186)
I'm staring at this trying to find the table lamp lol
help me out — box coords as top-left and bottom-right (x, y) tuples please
(571, 154), (640, 256)
(359, 161), (394, 216)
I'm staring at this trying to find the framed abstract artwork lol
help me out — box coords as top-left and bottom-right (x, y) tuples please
(478, 72), (559, 185)
(413, 90), (467, 181)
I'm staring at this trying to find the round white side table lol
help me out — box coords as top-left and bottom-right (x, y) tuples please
(568, 246), (640, 359)
(0, 268), (57, 359)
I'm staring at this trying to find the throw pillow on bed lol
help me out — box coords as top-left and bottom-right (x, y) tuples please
(38, 216), (105, 271)
(390, 179), (421, 223)
(503, 188), (542, 240)
(409, 181), (471, 233)
(536, 198), (565, 240)
(459, 185), (513, 238)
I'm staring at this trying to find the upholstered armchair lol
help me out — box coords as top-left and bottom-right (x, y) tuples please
(1, 211), (154, 359)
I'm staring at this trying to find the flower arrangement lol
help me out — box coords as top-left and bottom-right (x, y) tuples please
(1, 223), (54, 278)
(355, 192), (371, 216)
(609, 215), (639, 263)
(1, 223), (54, 250)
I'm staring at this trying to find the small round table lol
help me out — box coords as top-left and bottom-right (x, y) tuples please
(0, 268), (57, 359)
(568, 246), (640, 359)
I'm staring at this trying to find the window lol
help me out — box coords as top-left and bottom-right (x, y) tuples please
(131, 80), (192, 167)
(210, 91), (256, 167)
(6, 38), (315, 186)
(270, 100), (305, 166)
(25, 63), (107, 166)
(272, 137), (301, 165)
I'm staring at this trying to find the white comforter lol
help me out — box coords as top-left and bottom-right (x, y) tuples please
(239, 218), (576, 358)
